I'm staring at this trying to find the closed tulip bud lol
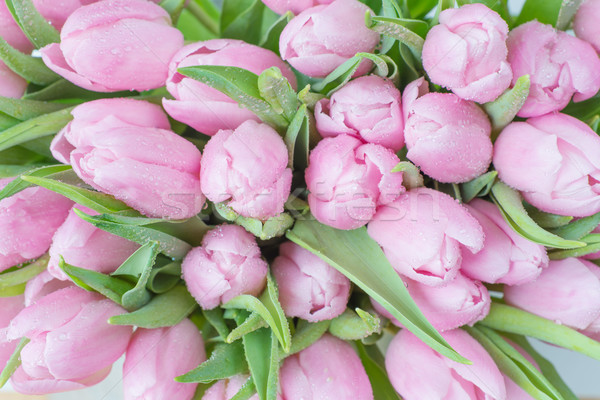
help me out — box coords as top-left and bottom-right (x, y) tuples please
(493, 113), (600, 217)
(182, 224), (268, 310)
(423, 4), (512, 103)
(462, 199), (549, 285)
(40, 0), (183, 92)
(32, 0), (100, 30)
(164, 39), (297, 136)
(574, 0), (600, 52)
(201, 120), (292, 220)
(0, 61), (27, 98)
(367, 188), (484, 286)
(123, 319), (206, 400)
(261, 0), (333, 15)
(24, 271), (72, 307)
(6, 287), (132, 395)
(272, 242), (350, 322)
(314, 75), (405, 151)
(404, 92), (492, 183)
(0, 295), (25, 373)
(504, 258), (600, 334)
(373, 273), (490, 331)
(0, 180), (73, 273)
(279, 334), (373, 399)
(279, 0), (380, 77)
(507, 20), (600, 117)
(47, 206), (140, 280)
(305, 135), (405, 230)
(202, 375), (259, 400)
(386, 329), (506, 400)
(51, 98), (205, 219)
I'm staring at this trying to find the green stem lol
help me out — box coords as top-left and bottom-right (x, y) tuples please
(187, 1), (219, 36)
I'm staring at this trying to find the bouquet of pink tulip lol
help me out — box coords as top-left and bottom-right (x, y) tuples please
(1, 0), (600, 398)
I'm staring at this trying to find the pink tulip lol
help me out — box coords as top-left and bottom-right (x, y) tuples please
(386, 329), (506, 400)
(50, 98), (204, 219)
(0, 61), (27, 98)
(507, 20), (600, 117)
(423, 4), (512, 103)
(305, 135), (405, 230)
(0, 180), (73, 273)
(164, 39), (297, 136)
(504, 258), (600, 333)
(373, 273), (490, 331)
(24, 271), (72, 307)
(47, 206), (140, 280)
(261, 0), (334, 15)
(0, 1), (33, 53)
(201, 120), (292, 220)
(0, 295), (25, 373)
(314, 75), (405, 151)
(201, 375), (259, 400)
(574, 0), (600, 52)
(123, 319), (206, 400)
(280, 334), (373, 399)
(32, 0), (99, 30)
(182, 224), (268, 310)
(6, 287), (132, 395)
(279, 0), (380, 77)
(40, 0), (183, 92)
(272, 242), (350, 322)
(462, 199), (549, 285)
(367, 187), (484, 286)
(493, 113), (600, 217)
(404, 92), (492, 183)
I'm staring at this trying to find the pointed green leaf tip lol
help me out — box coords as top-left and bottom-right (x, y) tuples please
(484, 75), (530, 137)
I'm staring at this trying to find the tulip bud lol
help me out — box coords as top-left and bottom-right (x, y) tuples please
(404, 92), (492, 183)
(0, 295), (25, 373)
(279, 0), (380, 77)
(0, 61), (27, 98)
(123, 319), (206, 400)
(574, 0), (600, 52)
(272, 242), (350, 322)
(6, 287), (132, 395)
(182, 224), (268, 310)
(314, 75), (405, 151)
(504, 258), (600, 333)
(261, 0), (333, 15)
(493, 113), (600, 217)
(164, 39), (297, 136)
(507, 20), (600, 117)
(47, 206), (140, 280)
(423, 4), (512, 103)
(305, 135), (405, 230)
(201, 120), (292, 220)
(0, 180), (73, 273)
(279, 334), (373, 399)
(373, 273), (490, 331)
(40, 0), (184, 92)
(24, 271), (72, 307)
(367, 187), (484, 286)
(32, 0), (99, 30)
(51, 98), (205, 219)
(201, 375), (259, 400)
(385, 329), (506, 400)
(462, 199), (548, 285)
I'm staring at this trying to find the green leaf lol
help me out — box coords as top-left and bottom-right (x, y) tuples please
(220, 0), (271, 45)
(404, 0), (438, 18)
(282, 319), (330, 360)
(329, 308), (381, 341)
(178, 65), (288, 130)
(112, 242), (160, 310)
(515, 0), (562, 26)
(227, 312), (268, 343)
(484, 75), (530, 137)
(460, 171), (498, 203)
(0, 337), (29, 388)
(214, 203), (294, 241)
(0, 164), (39, 178)
(524, 205), (573, 229)
(490, 181), (585, 249)
(230, 377), (257, 400)
(0, 283), (26, 297)
(177, 341), (249, 383)
(22, 174), (131, 214)
(73, 210), (192, 260)
(286, 217), (468, 363)
(549, 211), (600, 240)
(0, 38), (58, 85)
(177, 8), (218, 41)
(60, 258), (135, 306)
(479, 303), (600, 361)
(365, 13), (425, 56)
(258, 67), (298, 123)
(556, 0), (583, 29)
(0, 254), (48, 288)
(0, 97), (71, 121)
(466, 326), (564, 400)
(109, 285), (197, 328)
(0, 164), (70, 201)
(563, 94), (600, 122)
(355, 342), (402, 400)
(147, 260), (182, 294)
(259, 12), (292, 54)
(5, 0), (59, 48)
(0, 107), (74, 152)
(159, 0), (186, 22)
(223, 274), (292, 353)
(391, 161), (423, 190)
(548, 234), (600, 260)
(243, 327), (279, 400)
(186, 0), (220, 36)
(284, 104), (311, 171)
(202, 308), (231, 341)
